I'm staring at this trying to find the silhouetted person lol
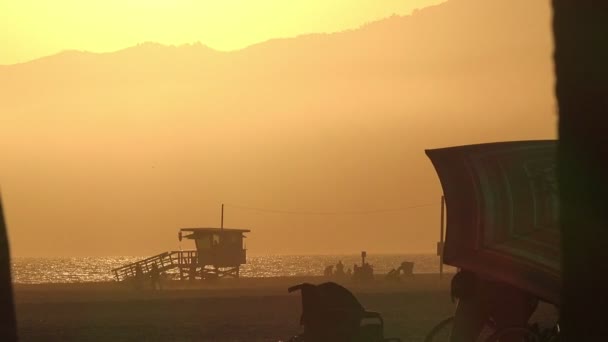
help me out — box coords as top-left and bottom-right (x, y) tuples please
(346, 268), (352, 278)
(553, 1), (608, 339)
(324, 265), (334, 277)
(353, 264), (361, 280)
(134, 264), (144, 290)
(449, 270), (538, 342)
(335, 260), (345, 277)
(189, 257), (197, 281)
(362, 262), (373, 280)
(386, 268), (400, 281)
(0, 197), (17, 341)
(150, 264), (161, 290)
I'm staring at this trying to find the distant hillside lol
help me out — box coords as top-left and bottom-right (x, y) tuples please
(0, 0), (556, 257)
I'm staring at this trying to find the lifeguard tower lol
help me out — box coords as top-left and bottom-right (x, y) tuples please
(111, 227), (250, 282)
(177, 227), (250, 279)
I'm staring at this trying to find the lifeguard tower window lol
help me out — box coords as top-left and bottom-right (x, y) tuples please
(196, 236), (212, 250)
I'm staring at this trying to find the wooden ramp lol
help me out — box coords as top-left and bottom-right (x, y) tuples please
(112, 249), (245, 282)
(112, 250), (198, 282)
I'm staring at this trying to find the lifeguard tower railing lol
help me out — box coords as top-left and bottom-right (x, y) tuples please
(112, 250), (198, 282)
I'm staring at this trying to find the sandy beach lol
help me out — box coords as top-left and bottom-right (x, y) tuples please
(13, 274), (559, 342)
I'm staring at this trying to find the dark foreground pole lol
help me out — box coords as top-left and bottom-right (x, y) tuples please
(0, 196), (17, 341)
(439, 195), (445, 279)
(553, 1), (608, 339)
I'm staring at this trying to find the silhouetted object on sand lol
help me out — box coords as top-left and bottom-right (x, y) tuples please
(112, 227), (250, 282)
(352, 251), (374, 281)
(323, 261), (346, 279)
(0, 197), (17, 341)
(385, 269), (400, 282)
(324, 265), (334, 277)
(353, 263), (374, 281)
(150, 263), (162, 290)
(425, 141), (560, 340)
(398, 262), (414, 276)
(285, 282), (400, 341)
(553, 1), (608, 339)
(385, 262), (414, 281)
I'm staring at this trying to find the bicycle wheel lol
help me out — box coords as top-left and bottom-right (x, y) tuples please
(424, 316), (454, 342)
(425, 316), (497, 342)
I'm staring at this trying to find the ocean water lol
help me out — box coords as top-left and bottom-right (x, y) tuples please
(11, 254), (455, 284)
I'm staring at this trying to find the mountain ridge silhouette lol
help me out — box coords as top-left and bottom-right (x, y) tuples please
(1, 0), (546, 68)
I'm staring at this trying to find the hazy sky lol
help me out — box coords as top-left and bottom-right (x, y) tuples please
(0, 0), (445, 65)
(0, 0), (556, 257)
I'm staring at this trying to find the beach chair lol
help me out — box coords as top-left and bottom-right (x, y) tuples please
(286, 282), (400, 342)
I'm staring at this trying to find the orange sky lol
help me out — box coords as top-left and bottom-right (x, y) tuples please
(0, 0), (445, 65)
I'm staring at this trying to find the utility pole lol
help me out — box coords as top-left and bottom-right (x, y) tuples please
(439, 195), (445, 279)
(221, 203), (224, 230)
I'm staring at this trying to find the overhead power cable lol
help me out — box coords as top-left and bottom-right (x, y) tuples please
(223, 203), (438, 216)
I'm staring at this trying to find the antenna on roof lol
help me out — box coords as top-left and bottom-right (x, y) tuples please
(221, 203), (224, 231)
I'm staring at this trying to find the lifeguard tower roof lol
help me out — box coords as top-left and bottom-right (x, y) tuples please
(180, 227), (250, 236)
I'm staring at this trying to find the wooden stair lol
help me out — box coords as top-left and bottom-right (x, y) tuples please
(112, 250), (198, 282)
